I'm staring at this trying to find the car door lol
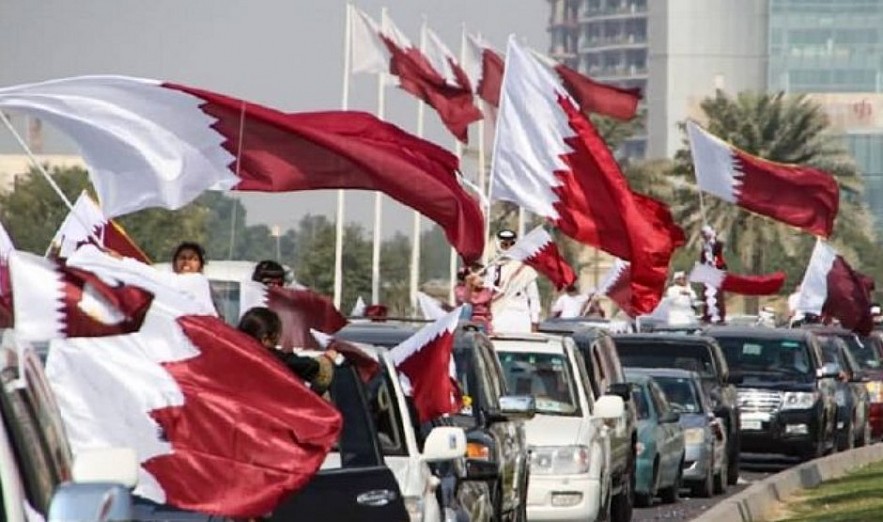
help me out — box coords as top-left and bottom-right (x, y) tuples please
(272, 363), (407, 522)
(648, 381), (679, 482)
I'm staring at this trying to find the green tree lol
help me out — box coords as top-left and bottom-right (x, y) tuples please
(671, 91), (879, 311)
(381, 232), (411, 315)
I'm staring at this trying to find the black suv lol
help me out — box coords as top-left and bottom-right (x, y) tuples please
(611, 333), (742, 485)
(338, 321), (532, 522)
(706, 327), (839, 460)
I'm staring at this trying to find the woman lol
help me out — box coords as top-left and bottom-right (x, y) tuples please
(171, 241), (206, 274)
(454, 263), (494, 333)
(168, 241), (217, 315)
(238, 307), (335, 394)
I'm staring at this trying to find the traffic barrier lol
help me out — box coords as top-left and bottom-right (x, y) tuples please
(691, 444), (883, 522)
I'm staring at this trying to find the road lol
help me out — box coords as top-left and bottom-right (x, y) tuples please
(633, 454), (798, 521)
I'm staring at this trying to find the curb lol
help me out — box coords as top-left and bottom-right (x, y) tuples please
(691, 444), (883, 522)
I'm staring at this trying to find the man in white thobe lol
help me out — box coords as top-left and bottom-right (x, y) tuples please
(488, 229), (542, 333)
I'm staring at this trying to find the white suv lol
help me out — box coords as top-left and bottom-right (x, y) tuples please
(493, 333), (623, 522)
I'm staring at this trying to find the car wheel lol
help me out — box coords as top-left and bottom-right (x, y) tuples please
(726, 435), (740, 485)
(610, 460), (634, 522)
(659, 456), (683, 504)
(691, 460), (714, 498)
(713, 451), (728, 495)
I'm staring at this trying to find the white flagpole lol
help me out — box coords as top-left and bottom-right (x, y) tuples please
(517, 206), (526, 238)
(448, 23), (468, 304)
(333, 2), (353, 309)
(475, 32), (491, 264)
(409, 16), (428, 316)
(371, 7), (389, 306)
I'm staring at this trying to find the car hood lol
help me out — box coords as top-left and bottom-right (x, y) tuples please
(523, 414), (590, 447)
(736, 374), (816, 392)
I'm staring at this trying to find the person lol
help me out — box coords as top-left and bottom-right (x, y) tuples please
(238, 306), (335, 394)
(488, 229), (541, 333)
(167, 241), (217, 315)
(581, 292), (607, 318)
(758, 306), (777, 327)
(454, 263), (494, 332)
(665, 271), (697, 325)
(699, 225), (726, 323)
(171, 241), (206, 274)
(551, 284), (589, 319)
(252, 259), (286, 287)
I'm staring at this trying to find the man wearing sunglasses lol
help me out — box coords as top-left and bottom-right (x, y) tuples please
(488, 229), (541, 333)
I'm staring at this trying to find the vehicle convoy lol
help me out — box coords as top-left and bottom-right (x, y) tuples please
(814, 332), (872, 449)
(337, 321), (533, 522)
(612, 333), (742, 485)
(494, 332), (626, 522)
(707, 327), (839, 460)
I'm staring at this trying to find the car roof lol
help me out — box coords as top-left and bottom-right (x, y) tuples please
(336, 322), (420, 347)
(491, 333), (565, 354)
(704, 326), (812, 341)
(798, 325), (855, 337)
(623, 370), (653, 384)
(612, 333), (716, 345)
(624, 367), (701, 380)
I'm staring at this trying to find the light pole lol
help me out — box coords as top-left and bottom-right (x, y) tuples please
(271, 224), (282, 262)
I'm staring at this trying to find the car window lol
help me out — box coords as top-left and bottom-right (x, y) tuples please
(328, 364), (382, 468)
(21, 356), (71, 482)
(572, 349), (596, 406)
(617, 341), (716, 379)
(632, 386), (650, 420)
(477, 340), (505, 405)
(716, 337), (815, 378)
(208, 280), (240, 326)
(845, 335), (882, 370)
(367, 370), (407, 457)
(454, 347), (490, 421)
(654, 377), (702, 414)
(648, 380), (672, 417)
(499, 351), (580, 416)
(591, 345), (609, 395)
(602, 337), (627, 382)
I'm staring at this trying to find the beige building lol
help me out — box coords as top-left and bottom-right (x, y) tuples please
(0, 154), (86, 191)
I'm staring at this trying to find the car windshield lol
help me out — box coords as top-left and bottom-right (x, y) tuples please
(499, 352), (579, 415)
(716, 337), (814, 378)
(841, 334), (882, 370)
(616, 341), (716, 379)
(654, 376), (702, 414)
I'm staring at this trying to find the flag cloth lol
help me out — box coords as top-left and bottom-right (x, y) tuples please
(417, 291), (448, 320)
(240, 281), (348, 350)
(389, 307), (462, 423)
(45, 248), (342, 517)
(350, 295), (367, 317)
(463, 33), (504, 108)
(796, 241), (873, 335)
(50, 191), (150, 262)
(9, 250), (153, 341)
(311, 330), (381, 384)
(504, 226), (577, 290)
(0, 222), (13, 328)
(553, 63), (641, 121)
(597, 258), (633, 316)
(491, 38), (682, 314)
(0, 76), (485, 262)
(688, 263), (786, 296)
(350, 8), (481, 142)
(687, 120), (839, 237)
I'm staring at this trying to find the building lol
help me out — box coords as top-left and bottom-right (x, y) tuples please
(0, 154), (85, 192)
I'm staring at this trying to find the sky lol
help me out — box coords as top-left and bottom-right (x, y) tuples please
(0, 0), (547, 237)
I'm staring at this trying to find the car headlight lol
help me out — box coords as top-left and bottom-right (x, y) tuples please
(684, 427), (706, 445)
(404, 496), (424, 522)
(781, 391), (818, 410)
(529, 445), (590, 475)
(866, 381), (883, 403)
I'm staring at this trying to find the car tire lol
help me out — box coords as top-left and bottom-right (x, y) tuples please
(659, 456), (683, 504)
(691, 462), (714, 498)
(610, 461), (634, 522)
(726, 434), (740, 485)
(713, 451), (728, 495)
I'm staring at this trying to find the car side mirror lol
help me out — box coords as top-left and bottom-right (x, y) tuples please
(594, 394), (625, 420)
(48, 483), (133, 522)
(72, 447), (139, 488)
(606, 382), (632, 401)
(422, 426), (467, 462)
(659, 411), (680, 424)
(461, 458), (499, 482)
(817, 363), (840, 379)
(499, 395), (536, 420)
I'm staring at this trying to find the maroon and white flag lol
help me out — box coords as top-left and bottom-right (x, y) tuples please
(505, 226), (577, 290)
(9, 250), (153, 341)
(311, 330), (381, 384)
(463, 33), (504, 109)
(240, 281), (348, 350)
(687, 121), (839, 237)
(550, 61), (641, 121)
(0, 76), (485, 262)
(389, 307), (462, 423)
(0, 222), (13, 328)
(50, 191), (150, 262)
(45, 247), (342, 517)
(351, 8), (482, 142)
(689, 262), (786, 296)
(797, 241), (874, 335)
(597, 258), (634, 316)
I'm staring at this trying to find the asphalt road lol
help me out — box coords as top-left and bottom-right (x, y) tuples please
(632, 454), (798, 521)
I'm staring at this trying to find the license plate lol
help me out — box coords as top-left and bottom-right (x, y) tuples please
(742, 420), (762, 430)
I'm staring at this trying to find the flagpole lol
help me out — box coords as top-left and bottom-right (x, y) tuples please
(371, 7), (389, 307)
(227, 101), (247, 260)
(409, 16), (428, 316)
(333, 2), (353, 309)
(487, 36), (516, 262)
(517, 206), (526, 238)
(448, 23), (469, 303)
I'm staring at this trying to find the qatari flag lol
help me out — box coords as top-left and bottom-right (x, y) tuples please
(687, 121), (839, 237)
(797, 241), (874, 335)
(0, 76), (485, 262)
(597, 258), (633, 317)
(554, 63), (641, 121)
(504, 225), (577, 290)
(463, 33), (505, 109)
(688, 262), (786, 296)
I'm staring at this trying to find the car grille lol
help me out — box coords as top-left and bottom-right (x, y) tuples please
(738, 389), (782, 413)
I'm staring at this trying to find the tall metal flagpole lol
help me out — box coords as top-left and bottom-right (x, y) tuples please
(371, 7), (389, 306)
(449, 23), (468, 304)
(409, 16), (428, 316)
(333, 2), (353, 309)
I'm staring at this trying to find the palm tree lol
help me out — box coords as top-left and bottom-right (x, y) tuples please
(671, 90), (874, 312)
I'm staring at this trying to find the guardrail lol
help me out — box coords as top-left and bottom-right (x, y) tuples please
(692, 444), (883, 522)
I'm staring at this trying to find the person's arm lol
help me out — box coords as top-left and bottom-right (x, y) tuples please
(527, 279), (541, 329)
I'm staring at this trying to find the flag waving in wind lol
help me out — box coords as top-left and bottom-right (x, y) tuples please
(504, 226), (577, 290)
(491, 38), (682, 314)
(463, 33), (505, 109)
(0, 76), (485, 262)
(389, 307), (462, 423)
(50, 191), (149, 262)
(687, 120), (839, 237)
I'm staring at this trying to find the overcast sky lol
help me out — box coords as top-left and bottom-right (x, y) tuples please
(0, 0), (547, 237)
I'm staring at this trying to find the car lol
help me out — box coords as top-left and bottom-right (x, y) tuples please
(706, 327), (839, 460)
(636, 368), (728, 497)
(494, 332), (625, 522)
(0, 331), (138, 522)
(568, 328), (638, 522)
(337, 321), (533, 522)
(812, 331), (872, 449)
(538, 317), (633, 335)
(624, 370), (686, 507)
(611, 333), (742, 485)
